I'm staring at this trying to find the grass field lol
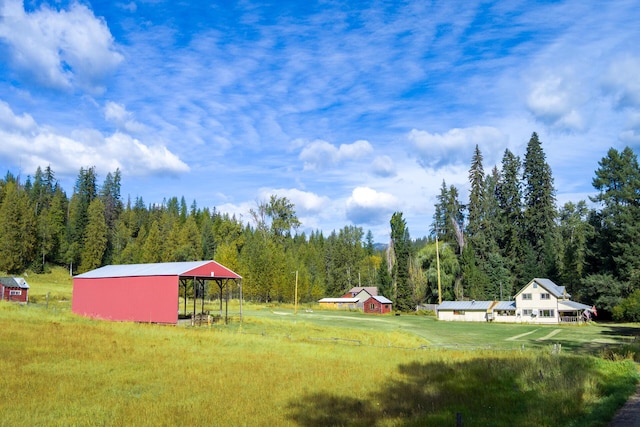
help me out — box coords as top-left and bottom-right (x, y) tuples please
(1, 269), (640, 426)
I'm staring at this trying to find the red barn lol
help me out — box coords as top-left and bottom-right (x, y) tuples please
(363, 295), (392, 314)
(72, 261), (241, 324)
(0, 277), (29, 303)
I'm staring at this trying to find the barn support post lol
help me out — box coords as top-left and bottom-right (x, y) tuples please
(183, 279), (187, 316)
(200, 279), (205, 315)
(239, 279), (243, 323)
(225, 279), (229, 324)
(192, 277), (196, 318)
(218, 280), (223, 317)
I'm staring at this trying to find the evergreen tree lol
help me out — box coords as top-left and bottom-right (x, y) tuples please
(522, 132), (557, 277)
(0, 182), (37, 273)
(590, 147), (640, 283)
(467, 144), (485, 240)
(497, 149), (524, 283)
(79, 198), (107, 273)
(390, 212), (412, 311)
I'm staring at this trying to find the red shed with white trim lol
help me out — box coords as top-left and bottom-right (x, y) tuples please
(0, 277), (29, 303)
(72, 261), (241, 324)
(363, 295), (392, 314)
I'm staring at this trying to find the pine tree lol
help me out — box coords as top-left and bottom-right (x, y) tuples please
(79, 198), (107, 273)
(497, 149), (524, 283)
(0, 182), (37, 273)
(590, 147), (640, 283)
(467, 145), (485, 240)
(390, 212), (412, 311)
(522, 132), (557, 278)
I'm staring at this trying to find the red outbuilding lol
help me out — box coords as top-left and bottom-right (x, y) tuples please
(0, 277), (29, 303)
(72, 261), (242, 324)
(363, 295), (393, 314)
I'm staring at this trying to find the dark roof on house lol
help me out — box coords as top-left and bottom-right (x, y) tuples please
(0, 277), (29, 289)
(74, 261), (241, 279)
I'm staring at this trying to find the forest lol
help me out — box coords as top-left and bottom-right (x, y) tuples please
(1, 132), (639, 320)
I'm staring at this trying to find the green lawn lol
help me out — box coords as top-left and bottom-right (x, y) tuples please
(2, 268), (639, 426)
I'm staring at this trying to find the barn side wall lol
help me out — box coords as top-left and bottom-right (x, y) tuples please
(72, 276), (179, 323)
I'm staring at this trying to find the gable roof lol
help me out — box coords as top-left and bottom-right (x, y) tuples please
(367, 295), (392, 304)
(347, 286), (378, 296)
(74, 261), (241, 279)
(0, 277), (29, 289)
(516, 278), (569, 299)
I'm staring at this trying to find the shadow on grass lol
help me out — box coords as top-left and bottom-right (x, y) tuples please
(286, 355), (637, 427)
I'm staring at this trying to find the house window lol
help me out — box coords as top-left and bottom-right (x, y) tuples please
(453, 310), (465, 315)
(369, 303), (375, 310)
(533, 282), (538, 288)
(522, 309), (532, 316)
(540, 293), (550, 300)
(9, 290), (22, 296)
(540, 309), (555, 317)
(522, 293), (532, 300)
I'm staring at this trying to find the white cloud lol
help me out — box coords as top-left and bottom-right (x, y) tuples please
(0, 0), (123, 93)
(0, 100), (188, 176)
(603, 56), (640, 109)
(409, 126), (508, 168)
(526, 74), (585, 131)
(371, 155), (396, 177)
(299, 139), (373, 170)
(346, 186), (398, 225)
(258, 188), (330, 214)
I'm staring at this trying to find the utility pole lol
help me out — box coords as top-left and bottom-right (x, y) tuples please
(294, 270), (298, 315)
(436, 233), (442, 304)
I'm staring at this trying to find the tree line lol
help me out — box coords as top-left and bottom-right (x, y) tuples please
(1, 133), (639, 319)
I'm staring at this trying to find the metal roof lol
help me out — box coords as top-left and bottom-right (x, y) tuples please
(347, 286), (378, 296)
(515, 278), (569, 299)
(318, 298), (360, 303)
(0, 277), (29, 289)
(493, 301), (516, 310)
(370, 295), (392, 304)
(558, 301), (592, 311)
(74, 261), (240, 279)
(438, 300), (494, 310)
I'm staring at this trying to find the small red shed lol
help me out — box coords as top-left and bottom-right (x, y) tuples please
(0, 277), (29, 303)
(363, 295), (392, 314)
(72, 261), (241, 324)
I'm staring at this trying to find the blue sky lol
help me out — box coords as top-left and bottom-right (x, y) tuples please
(1, 0), (639, 242)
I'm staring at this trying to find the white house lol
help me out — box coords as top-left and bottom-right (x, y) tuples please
(437, 278), (594, 324)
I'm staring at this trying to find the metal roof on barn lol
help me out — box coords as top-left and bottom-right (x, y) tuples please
(0, 277), (29, 289)
(369, 295), (392, 304)
(74, 261), (241, 279)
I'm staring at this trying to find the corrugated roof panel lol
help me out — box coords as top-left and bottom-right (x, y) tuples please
(533, 278), (568, 298)
(319, 298), (359, 303)
(438, 301), (493, 310)
(371, 295), (392, 304)
(75, 261), (213, 279)
(493, 301), (516, 310)
(559, 301), (592, 311)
